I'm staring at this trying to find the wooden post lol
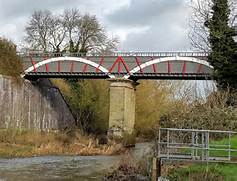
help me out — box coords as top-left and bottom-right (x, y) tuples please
(158, 158), (161, 178)
(151, 157), (161, 181)
(152, 157), (161, 181)
(152, 157), (157, 181)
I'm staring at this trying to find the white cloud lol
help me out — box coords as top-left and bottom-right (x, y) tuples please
(0, 0), (194, 51)
(109, 26), (150, 42)
(106, 0), (192, 51)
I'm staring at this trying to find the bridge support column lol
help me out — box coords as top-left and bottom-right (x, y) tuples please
(108, 78), (137, 146)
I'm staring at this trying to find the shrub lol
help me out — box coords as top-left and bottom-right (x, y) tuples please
(160, 90), (237, 132)
(0, 38), (23, 77)
(103, 153), (149, 180)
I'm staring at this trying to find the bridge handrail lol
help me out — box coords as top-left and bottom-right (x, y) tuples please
(18, 51), (209, 57)
(113, 51), (209, 57)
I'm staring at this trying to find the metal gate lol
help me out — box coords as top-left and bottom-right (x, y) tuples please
(157, 128), (237, 162)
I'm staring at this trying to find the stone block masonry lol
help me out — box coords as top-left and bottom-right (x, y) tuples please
(108, 78), (137, 145)
(0, 75), (75, 131)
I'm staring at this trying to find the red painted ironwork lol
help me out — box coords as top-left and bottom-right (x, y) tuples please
(135, 57), (143, 73)
(70, 62), (74, 72)
(121, 56), (130, 74)
(197, 64), (203, 73)
(109, 56), (130, 74)
(182, 61), (187, 75)
(43, 56), (49, 72)
(82, 64), (88, 72)
(118, 59), (121, 73)
(168, 61), (172, 74)
(150, 57), (157, 73)
(96, 57), (104, 73)
(45, 63), (49, 72)
(109, 58), (119, 72)
(30, 57), (37, 72)
(58, 61), (61, 72)
(22, 54), (212, 80)
(82, 57), (90, 72)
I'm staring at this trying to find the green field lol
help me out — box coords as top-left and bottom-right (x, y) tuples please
(181, 136), (237, 159)
(168, 163), (237, 181)
(168, 137), (237, 180)
(209, 136), (237, 158)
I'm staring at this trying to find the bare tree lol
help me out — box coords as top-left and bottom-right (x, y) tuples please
(24, 9), (118, 54)
(189, 0), (212, 52)
(25, 10), (53, 52)
(62, 9), (118, 54)
(62, 9), (81, 52)
(48, 17), (67, 52)
(189, 0), (237, 52)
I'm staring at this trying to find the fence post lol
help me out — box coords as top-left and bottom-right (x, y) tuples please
(191, 131), (195, 159)
(228, 133), (231, 161)
(152, 157), (161, 181)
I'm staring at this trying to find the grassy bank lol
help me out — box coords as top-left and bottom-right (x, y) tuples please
(182, 136), (237, 159)
(166, 136), (237, 180)
(209, 136), (237, 158)
(168, 163), (237, 181)
(0, 129), (124, 158)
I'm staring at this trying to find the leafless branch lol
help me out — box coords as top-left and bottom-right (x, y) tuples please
(24, 9), (118, 53)
(189, 0), (236, 51)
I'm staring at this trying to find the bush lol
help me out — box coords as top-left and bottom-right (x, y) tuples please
(135, 80), (174, 138)
(103, 153), (149, 181)
(51, 79), (109, 134)
(0, 38), (23, 77)
(160, 91), (237, 132)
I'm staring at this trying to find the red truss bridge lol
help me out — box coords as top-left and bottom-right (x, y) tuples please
(20, 52), (212, 80)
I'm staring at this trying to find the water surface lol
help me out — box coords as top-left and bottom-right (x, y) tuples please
(0, 143), (152, 181)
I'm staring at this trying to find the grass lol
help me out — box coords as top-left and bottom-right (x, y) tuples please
(167, 136), (237, 180)
(0, 129), (124, 158)
(180, 136), (237, 160)
(209, 136), (237, 158)
(168, 163), (237, 181)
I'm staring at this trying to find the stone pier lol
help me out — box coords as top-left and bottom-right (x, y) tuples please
(108, 78), (137, 146)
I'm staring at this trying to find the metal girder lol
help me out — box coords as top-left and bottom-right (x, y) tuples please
(21, 52), (213, 80)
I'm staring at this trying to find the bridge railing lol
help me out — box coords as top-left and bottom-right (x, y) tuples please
(113, 51), (209, 57)
(18, 51), (209, 58)
(18, 52), (85, 58)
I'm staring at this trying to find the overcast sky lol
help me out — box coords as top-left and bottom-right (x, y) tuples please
(0, 0), (193, 51)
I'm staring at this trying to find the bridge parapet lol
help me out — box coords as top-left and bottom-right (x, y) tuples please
(113, 51), (208, 57)
(18, 51), (209, 58)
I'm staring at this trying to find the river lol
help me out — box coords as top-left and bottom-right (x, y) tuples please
(0, 143), (152, 181)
